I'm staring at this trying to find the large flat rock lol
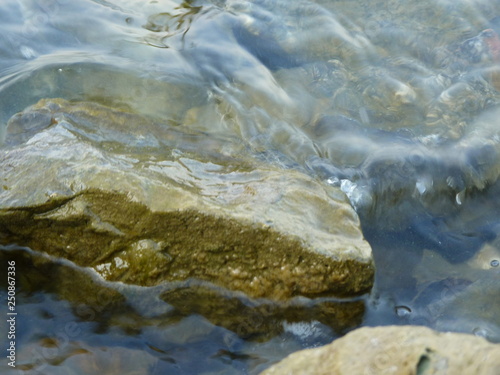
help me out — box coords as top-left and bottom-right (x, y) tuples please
(261, 325), (500, 375)
(0, 99), (373, 300)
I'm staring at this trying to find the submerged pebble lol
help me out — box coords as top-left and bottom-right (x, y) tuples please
(395, 305), (412, 318)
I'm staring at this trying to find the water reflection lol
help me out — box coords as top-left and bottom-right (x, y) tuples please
(0, 245), (348, 374)
(1, 0), (500, 373)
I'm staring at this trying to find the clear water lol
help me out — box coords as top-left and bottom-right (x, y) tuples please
(1, 0), (500, 373)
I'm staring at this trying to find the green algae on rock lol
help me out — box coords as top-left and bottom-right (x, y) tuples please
(0, 99), (373, 301)
(161, 284), (366, 342)
(0, 188), (372, 300)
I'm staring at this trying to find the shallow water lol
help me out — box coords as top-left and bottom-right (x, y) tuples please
(1, 0), (500, 373)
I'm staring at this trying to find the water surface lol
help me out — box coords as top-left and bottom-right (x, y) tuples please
(1, 0), (500, 373)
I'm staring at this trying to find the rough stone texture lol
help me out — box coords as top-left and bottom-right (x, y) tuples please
(0, 99), (373, 300)
(261, 325), (500, 375)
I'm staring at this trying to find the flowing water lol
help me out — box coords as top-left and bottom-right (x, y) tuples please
(1, 0), (500, 373)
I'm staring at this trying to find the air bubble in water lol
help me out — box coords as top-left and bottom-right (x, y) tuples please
(473, 327), (488, 338)
(326, 177), (340, 186)
(415, 176), (433, 195)
(455, 189), (465, 205)
(395, 305), (412, 318)
(416, 180), (426, 195)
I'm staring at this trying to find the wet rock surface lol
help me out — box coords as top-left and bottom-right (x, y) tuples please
(261, 325), (500, 375)
(0, 98), (373, 301)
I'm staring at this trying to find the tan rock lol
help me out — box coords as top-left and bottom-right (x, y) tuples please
(261, 325), (500, 375)
(0, 99), (373, 300)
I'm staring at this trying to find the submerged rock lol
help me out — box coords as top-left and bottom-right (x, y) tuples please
(408, 244), (500, 342)
(0, 98), (373, 300)
(160, 284), (365, 342)
(0, 246), (365, 349)
(307, 109), (500, 263)
(261, 325), (500, 375)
